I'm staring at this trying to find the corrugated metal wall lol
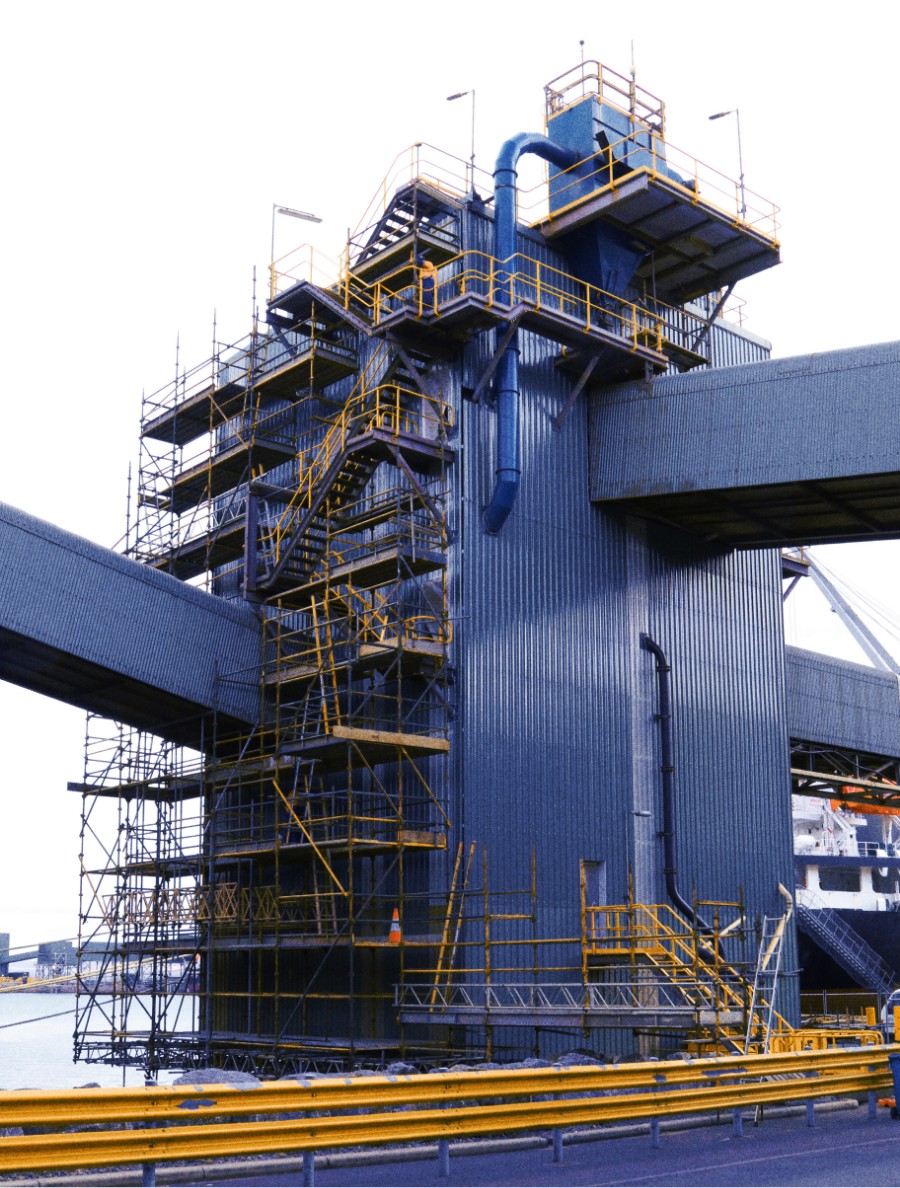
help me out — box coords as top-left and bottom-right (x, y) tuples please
(786, 646), (900, 757)
(446, 211), (798, 1048)
(589, 342), (900, 501)
(0, 500), (260, 730)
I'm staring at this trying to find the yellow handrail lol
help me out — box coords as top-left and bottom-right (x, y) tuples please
(261, 380), (452, 569)
(521, 131), (780, 243)
(583, 901), (790, 1030)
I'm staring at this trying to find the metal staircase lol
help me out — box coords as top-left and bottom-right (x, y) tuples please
(352, 180), (459, 271)
(797, 895), (898, 995)
(254, 380), (449, 598)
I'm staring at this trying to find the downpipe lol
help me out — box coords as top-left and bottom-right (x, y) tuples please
(640, 632), (715, 936)
(483, 133), (579, 534)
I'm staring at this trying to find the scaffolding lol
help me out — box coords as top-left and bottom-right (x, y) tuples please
(75, 62), (788, 1075)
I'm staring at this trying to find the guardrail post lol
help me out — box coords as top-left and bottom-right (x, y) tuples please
(552, 1126), (564, 1163)
(806, 1098), (816, 1127)
(868, 1090), (878, 1120)
(437, 1137), (450, 1178)
(142, 1074), (157, 1187)
(302, 1150), (316, 1187)
(732, 1107), (743, 1137)
(649, 1117), (661, 1149)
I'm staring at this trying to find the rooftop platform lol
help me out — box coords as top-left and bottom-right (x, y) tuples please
(541, 168), (780, 303)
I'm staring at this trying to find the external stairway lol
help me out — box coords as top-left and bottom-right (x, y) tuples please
(797, 894), (898, 996)
(582, 900), (791, 1051)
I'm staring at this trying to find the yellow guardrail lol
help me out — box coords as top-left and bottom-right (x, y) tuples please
(349, 249), (665, 351)
(520, 132), (780, 243)
(583, 901), (791, 1035)
(260, 380), (452, 569)
(0, 1047), (894, 1175)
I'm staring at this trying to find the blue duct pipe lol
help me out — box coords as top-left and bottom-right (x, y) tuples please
(483, 133), (580, 534)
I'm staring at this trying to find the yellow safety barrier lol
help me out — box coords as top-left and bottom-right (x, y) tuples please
(0, 1046), (895, 1174)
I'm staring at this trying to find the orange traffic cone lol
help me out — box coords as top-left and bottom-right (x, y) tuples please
(388, 908), (401, 944)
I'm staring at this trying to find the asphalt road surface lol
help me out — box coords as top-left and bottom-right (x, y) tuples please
(196, 1103), (900, 1187)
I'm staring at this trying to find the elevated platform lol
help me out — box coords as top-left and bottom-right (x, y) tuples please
(161, 436), (295, 514)
(267, 280), (372, 337)
(280, 724), (450, 768)
(67, 775), (204, 802)
(204, 827), (447, 865)
(265, 542), (446, 603)
(266, 637), (445, 694)
(142, 343), (357, 446)
(0, 502), (260, 748)
(149, 516), (246, 580)
(375, 294), (668, 381)
(352, 229), (459, 288)
(590, 342), (900, 546)
(252, 341), (358, 401)
(540, 169), (780, 303)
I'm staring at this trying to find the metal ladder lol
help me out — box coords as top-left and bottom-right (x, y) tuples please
(744, 885), (795, 1054)
(744, 914), (786, 1053)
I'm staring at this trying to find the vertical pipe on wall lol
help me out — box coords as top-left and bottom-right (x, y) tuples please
(483, 133), (579, 533)
(640, 632), (714, 934)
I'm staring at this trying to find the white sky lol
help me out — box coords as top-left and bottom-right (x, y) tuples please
(1, 1), (898, 947)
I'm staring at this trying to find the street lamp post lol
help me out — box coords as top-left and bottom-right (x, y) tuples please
(446, 89), (476, 192)
(270, 204), (323, 300)
(709, 109), (746, 220)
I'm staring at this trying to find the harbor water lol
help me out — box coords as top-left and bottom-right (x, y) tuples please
(0, 993), (195, 1090)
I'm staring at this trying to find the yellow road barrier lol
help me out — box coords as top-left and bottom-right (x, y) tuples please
(0, 1046), (895, 1174)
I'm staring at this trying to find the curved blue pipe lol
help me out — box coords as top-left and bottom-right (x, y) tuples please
(482, 134), (580, 534)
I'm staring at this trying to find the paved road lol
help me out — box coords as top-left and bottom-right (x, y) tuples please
(197, 1105), (900, 1187)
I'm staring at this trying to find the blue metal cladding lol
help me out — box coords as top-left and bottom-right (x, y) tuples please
(589, 341), (900, 500)
(0, 500), (261, 733)
(785, 646), (900, 757)
(449, 208), (797, 1039)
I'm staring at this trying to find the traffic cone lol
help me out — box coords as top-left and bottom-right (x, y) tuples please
(388, 908), (401, 944)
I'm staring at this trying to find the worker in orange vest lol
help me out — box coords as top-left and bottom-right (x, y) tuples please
(415, 252), (437, 314)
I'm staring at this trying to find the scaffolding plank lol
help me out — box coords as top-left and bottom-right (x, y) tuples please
(142, 383), (246, 447)
(253, 343), (358, 400)
(149, 516), (246, 580)
(161, 437), (295, 514)
(267, 544), (445, 603)
(281, 724), (449, 765)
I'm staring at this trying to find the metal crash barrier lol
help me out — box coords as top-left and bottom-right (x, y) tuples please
(0, 1047), (895, 1183)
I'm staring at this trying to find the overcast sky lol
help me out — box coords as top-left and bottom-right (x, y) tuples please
(1, 1), (898, 946)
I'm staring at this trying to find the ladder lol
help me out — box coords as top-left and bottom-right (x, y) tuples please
(744, 914), (786, 1053)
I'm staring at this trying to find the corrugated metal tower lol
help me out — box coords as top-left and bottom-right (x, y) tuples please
(74, 59), (795, 1074)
